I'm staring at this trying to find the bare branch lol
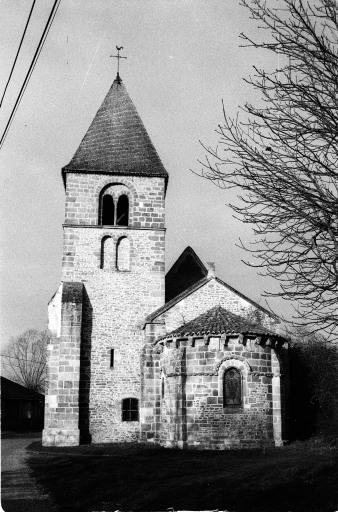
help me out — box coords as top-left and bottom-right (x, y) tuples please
(2, 329), (50, 392)
(198, 0), (338, 337)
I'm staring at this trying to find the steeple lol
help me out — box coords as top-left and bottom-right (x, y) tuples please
(63, 77), (168, 179)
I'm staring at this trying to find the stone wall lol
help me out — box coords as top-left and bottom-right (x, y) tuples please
(43, 282), (83, 446)
(63, 173), (165, 229)
(46, 172), (167, 444)
(141, 335), (288, 449)
(155, 278), (278, 334)
(141, 276), (286, 449)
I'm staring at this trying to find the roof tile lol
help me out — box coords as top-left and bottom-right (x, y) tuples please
(63, 77), (168, 179)
(158, 305), (276, 341)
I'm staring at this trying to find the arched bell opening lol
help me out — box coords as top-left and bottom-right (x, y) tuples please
(116, 194), (129, 226)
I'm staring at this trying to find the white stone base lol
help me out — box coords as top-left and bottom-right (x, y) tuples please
(42, 428), (80, 447)
(274, 438), (285, 447)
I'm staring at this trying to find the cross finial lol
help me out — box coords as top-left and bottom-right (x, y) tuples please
(110, 45), (127, 83)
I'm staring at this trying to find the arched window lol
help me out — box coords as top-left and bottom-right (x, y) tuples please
(223, 367), (242, 407)
(116, 194), (129, 226)
(122, 398), (139, 421)
(116, 237), (130, 271)
(101, 195), (115, 225)
(100, 236), (115, 269)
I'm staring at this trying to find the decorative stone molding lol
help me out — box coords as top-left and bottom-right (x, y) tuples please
(155, 332), (287, 350)
(165, 371), (215, 378)
(252, 372), (274, 378)
(94, 176), (138, 201)
(95, 178), (137, 225)
(217, 358), (250, 410)
(161, 356), (253, 379)
(215, 355), (252, 375)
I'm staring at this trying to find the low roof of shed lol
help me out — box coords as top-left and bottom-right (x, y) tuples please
(0, 376), (44, 400)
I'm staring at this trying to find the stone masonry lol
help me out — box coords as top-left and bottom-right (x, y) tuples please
(43, 74), (289, 448)
(141, 334), (288, 449)
(141, 283), (289, 449)
(43, 77), (168, 445)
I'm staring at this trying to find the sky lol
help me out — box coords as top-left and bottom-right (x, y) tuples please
(0, 0), (292, 349)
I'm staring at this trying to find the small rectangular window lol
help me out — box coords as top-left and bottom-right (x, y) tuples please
(122, 398), (139, 421)
(110, 349), (114, 368)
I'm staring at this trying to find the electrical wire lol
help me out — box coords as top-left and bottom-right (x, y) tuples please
(0, 0), (62, 150)
(0, 0), (37, 108)
(0, 354), (46, 365)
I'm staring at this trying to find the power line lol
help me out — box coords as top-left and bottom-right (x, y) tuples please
(1, 361), (42, 371)
(0, 0), (37, 108)
(0, 354), (46, 365)
(0, 0), (62, 150)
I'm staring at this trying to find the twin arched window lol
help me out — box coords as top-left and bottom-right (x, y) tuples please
(223, 367), (242, 407)
(100, 194), (129, 226)
(100, 236), (130, 271)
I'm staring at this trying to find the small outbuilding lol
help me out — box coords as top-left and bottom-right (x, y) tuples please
(1, 376), (44, 431)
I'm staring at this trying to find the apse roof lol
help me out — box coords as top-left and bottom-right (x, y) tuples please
(157, 305), (277, 341)
(63, 76), (168, 179)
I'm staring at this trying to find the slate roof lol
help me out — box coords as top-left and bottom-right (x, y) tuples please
(0, 376), (44, 400)
(165, 246), (207, 302)
(63, 76), (168, 179)
(157, 306), (276, 341)
(146, 276), (210, 324)
(62, 282), (83, 304)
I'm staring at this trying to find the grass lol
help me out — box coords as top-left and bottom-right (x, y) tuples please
(27, 440), (338, 512)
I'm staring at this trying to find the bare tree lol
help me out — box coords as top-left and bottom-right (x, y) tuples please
(2, 329), (50, 393)
(199, 0), (338, 336)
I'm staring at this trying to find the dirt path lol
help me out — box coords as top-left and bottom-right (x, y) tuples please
(1, 433), (57, 512)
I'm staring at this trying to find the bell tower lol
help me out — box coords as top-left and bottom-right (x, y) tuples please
(43, 64), (168, 445)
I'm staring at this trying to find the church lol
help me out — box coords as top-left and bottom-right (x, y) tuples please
(42, 69), (289, 449)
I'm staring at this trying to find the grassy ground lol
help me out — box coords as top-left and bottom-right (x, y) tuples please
(27, 440), (338, 512)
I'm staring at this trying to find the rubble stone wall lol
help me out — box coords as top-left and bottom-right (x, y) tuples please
(156, 278), (278, 334)
(141, 336), (288, 449)
(45, 172), (166, 444)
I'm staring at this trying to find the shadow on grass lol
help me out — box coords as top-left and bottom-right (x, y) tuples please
(26, 442), (338, 512)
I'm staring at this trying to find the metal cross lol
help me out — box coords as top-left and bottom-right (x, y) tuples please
(111, 45), (127, 80)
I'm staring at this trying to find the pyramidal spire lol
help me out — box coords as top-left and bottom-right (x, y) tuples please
(63, 77), (168, 179)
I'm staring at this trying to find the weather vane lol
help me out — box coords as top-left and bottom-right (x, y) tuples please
(111, 45), (127, 82)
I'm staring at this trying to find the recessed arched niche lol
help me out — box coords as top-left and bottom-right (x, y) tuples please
(116, 236), (130, 271)
(100, 236), (115, 270)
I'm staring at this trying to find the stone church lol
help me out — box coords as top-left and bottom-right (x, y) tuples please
(43, 72), (289, 449)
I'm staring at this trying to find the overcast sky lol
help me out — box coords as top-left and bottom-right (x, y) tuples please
(0, 0), (292, 348)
